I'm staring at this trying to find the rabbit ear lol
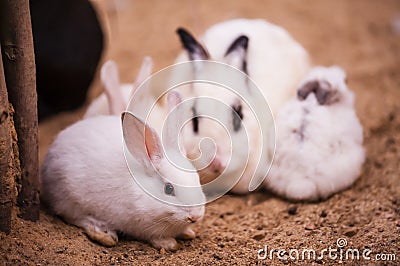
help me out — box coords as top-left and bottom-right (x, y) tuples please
(121, 112), (163, 166)
(297, 80), (318, 101)
(130, 56), (153, 99)
(101, 60), (126, 115)
(224, 35), (249, 73)
(176, 28), (209, 60)
(164, 91), (185, 154)
(167, 90), (182, 113)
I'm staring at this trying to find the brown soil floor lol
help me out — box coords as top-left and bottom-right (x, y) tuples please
(1, 0), (400, 265)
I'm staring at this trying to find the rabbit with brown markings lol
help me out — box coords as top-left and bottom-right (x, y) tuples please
(41, 91), (205, 250)
(264, 66), (365, 201)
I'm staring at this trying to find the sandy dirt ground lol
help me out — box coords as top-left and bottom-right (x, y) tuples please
(1, 0), (400, 265)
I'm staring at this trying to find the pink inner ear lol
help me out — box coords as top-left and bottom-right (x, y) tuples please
(144, 127), (161, 161)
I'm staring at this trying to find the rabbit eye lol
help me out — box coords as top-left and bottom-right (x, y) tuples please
(232, 104), (243, 132)
(192, 117), (199, 133)
(191, 107), (199, 134)
(164, 182), (175, 196)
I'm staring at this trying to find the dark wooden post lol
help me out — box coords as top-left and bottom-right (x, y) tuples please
(0, 0), (39, 221)
(0, 44), (14, 234)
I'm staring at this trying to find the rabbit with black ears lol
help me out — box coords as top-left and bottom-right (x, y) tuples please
(264, 66), (365, 201)
(173, 19), (310, 194)
(41, 91), (205, 250)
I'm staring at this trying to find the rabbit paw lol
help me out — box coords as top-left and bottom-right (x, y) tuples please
(177, 226), (196, 240)
(80, 218), (118, 247)
(150, 238), (180, 251)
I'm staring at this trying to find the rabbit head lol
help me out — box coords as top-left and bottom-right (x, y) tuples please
(297, 66), (352, 106)
(175, 28), (261, 192)
(122, 91), (205, 221)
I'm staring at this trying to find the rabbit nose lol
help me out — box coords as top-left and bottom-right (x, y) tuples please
(187, 207), (204, 223)
(209, 157), (224, 174)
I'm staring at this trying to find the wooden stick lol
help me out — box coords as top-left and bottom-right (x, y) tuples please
(0, 44), (14, 234)
(0, 0), (39, 221)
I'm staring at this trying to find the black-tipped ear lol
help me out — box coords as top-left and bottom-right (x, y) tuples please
(314, 80), (338, 105)
(225, 35), (248, 55)
(297, 80), (318, 101)
(176, 28), (209, 60)
(224, 35), (249, 73)
(297, 80), (338, 105)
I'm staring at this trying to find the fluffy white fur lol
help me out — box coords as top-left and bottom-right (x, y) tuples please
(264, 66), (365, 201)
(41, 93), (205, 250)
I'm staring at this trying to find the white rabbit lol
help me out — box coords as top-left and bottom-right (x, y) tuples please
(84, 56), (154, 118)
(41, 91), (205, 251)
(264, 66), (365, 201)
(172, 19), (311, 194)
